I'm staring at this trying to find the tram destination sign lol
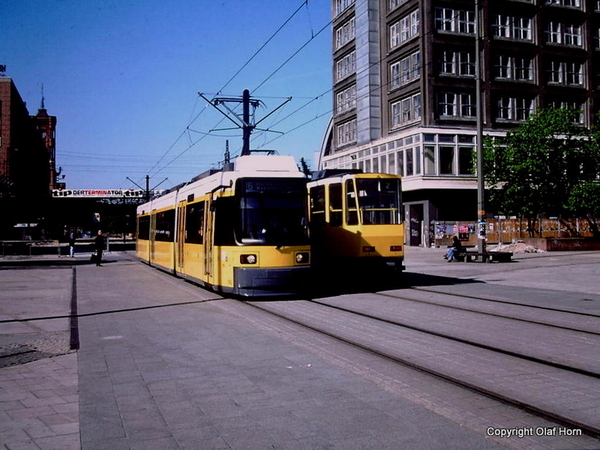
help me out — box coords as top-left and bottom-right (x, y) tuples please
(52, 189), (144, 198)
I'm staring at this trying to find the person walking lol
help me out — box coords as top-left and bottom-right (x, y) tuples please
(94, 230), (105, 266)
(68, 230), (76, 258)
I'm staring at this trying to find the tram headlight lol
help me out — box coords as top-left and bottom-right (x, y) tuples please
(240, 254), (257, 264)
(390, 245), (403, 252)
(295, 252), (309, 264)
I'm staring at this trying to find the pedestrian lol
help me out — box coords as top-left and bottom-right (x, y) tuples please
(68, 229), (76, 258)
(94, 230), (105, 266)
(445, 236), (464, 262)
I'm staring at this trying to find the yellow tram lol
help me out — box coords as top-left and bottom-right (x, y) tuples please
(136, 155), (310, 297)
(307, 170), (405, 273)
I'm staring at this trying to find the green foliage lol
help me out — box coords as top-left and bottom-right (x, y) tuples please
(483, 108), (600, 221)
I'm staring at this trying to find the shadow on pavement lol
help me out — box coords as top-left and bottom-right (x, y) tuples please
(304, 269), (483, 300)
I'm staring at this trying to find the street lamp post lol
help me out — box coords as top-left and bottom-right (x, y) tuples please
(475, 0), (486, 255)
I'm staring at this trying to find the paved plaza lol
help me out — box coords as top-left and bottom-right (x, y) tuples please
(1, 247), (599, 449)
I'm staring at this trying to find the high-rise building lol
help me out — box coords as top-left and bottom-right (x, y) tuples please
(321, 0), (600, 245)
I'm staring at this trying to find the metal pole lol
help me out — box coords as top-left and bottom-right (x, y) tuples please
(475, 0), (486, 256)
(242, 89), (251, 156)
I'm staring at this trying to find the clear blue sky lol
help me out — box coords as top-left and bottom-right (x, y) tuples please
(1, 0), (332, 190)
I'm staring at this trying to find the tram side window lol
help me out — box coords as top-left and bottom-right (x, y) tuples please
(214, 197), (236, 246)
(329, 183), (343, 226)
(309, 186), (326, 226)
(185, 202), (204, 244)
(346, 180), (358, 225)
(155, 210), (175, 242)
(138, 216), (150, 240)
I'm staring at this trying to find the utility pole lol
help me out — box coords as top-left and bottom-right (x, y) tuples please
(475, 0), (486, 256)
(199, 90), (291, 157)
(242, 89), (251, 156)
(127, 176), (168, 201)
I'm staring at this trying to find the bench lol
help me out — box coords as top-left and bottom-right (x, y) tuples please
(456, 251), (513, 263)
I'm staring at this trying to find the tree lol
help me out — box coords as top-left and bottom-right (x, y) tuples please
(483, 108), (600, 238)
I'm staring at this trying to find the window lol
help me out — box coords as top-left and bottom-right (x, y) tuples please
(494, 55), (533, 81)
(390, 11), (419, 49)
(397, 150), (404, 176)
(355, 178), (402, 225)
(337, 119), (357, 146)
(336, 51), (356, 81)
(310, 186), (326, 225)
(496, 97), (534, 121)
(547, 61), (583, 86)
(391, 94), (421, 128)
(335, 17), (355, 49)
(459, 147), (475, 175)
(438, 92), (476, 118)
(492, 15), (532, 41)
(389, 0), (408, 11)
(548, 100), (585, 123)
(336, 85), (357, 114)
(440, 50), (475, 77)
(185, 202), (205, 244)
(435, 8), (475, 35)
(390, 51), (420, 88)
(155, 210), (175, 242)
(346, 179), (358, 225)
(546, 22), (582, 46)
(137, 216), (150, 240)
(440, 147), (455, 174)
(329, 183), (343, 226)
(335, 0), (354, 16)
(546, 0), (581, 7)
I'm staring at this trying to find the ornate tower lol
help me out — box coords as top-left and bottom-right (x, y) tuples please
(31, 87), (57, 190)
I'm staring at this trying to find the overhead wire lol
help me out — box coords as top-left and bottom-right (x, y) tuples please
(137, 3), (463, 181)
(141, 0), (313, 182)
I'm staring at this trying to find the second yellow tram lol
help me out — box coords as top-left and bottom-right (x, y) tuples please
(307, 170), (405, 273)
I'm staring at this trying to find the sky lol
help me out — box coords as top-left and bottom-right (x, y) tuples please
(1, 0), (332, 190)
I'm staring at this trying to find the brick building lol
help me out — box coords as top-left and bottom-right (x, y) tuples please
(321, 0), (600, 246)
(0, 75), (57, 238)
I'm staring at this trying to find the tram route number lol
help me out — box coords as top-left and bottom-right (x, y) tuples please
(242, 179), (304, 195)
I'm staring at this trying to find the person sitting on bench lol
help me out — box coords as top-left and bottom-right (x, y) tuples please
(445, 236), (464, 262)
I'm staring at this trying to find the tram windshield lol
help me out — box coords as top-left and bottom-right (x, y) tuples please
(356, 178), (402, 225)
(236, 178), (309, 246)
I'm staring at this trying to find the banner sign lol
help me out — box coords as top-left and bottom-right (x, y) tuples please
(52, 189), (145, 198)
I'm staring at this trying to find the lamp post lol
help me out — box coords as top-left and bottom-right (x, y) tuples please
(475, 0), (486, 255)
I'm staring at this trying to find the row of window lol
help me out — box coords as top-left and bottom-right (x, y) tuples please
(336, 94), (586, 145)
(326, 142), (475, 179)
(337, 53), (589, 118)
(438, 52), (588, 86)
(388, 0), (599, 15)
(336, 12), (600, 84)
(386, 9), (599, 50)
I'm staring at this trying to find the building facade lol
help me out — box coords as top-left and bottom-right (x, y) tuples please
(323, 0), (600, 245)
(0, 75), (57, 238)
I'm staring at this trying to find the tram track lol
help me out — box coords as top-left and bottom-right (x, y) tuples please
(245, 295), (600, 437)
(376, 289), (600, 336)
